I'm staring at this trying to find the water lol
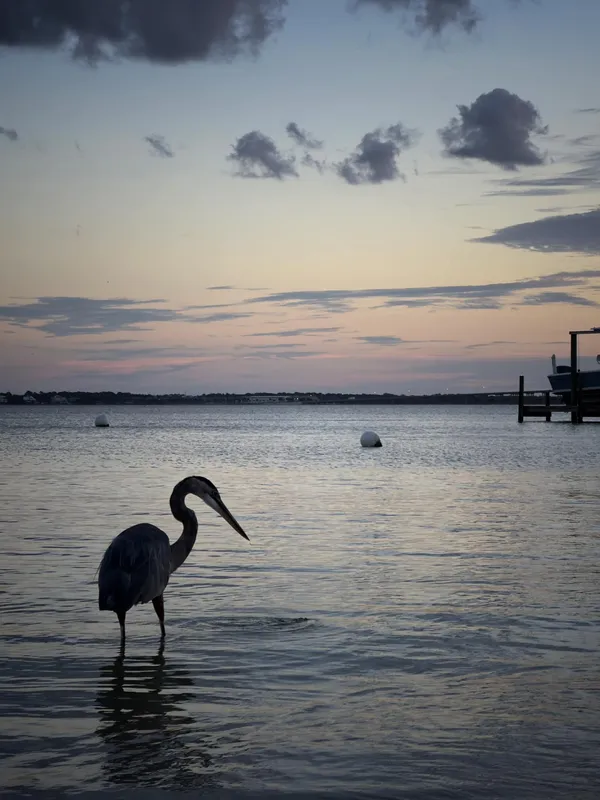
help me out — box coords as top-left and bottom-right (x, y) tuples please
(0, 404), (599, 799)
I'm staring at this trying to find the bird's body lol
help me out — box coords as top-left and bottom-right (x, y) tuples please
(98, 525), (172, 612)
(98, 476), (248, 643)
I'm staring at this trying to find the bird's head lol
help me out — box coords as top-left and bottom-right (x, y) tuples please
(184, 476), (249, 541)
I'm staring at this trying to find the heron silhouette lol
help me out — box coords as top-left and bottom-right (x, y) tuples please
(98, 476), (249, 643)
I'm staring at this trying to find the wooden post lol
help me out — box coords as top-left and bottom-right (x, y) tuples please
(570, 332), (579, 424)
(518, 375), (524, 423)
(544, 390), (551, 422)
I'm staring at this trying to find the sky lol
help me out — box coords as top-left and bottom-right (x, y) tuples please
(1, 0), (599, 395)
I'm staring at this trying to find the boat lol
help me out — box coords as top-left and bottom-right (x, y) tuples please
(548, 352), (600, 403)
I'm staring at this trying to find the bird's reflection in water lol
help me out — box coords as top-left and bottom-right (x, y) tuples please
(96, 643), (216, 789)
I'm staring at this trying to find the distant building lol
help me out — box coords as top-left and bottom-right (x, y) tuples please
(0, 394), (7, 404)
(23, 393), (38, 404)
(50, 394), (69, 404)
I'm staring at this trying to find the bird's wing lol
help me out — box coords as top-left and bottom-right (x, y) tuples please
(98, 524), (172, 611)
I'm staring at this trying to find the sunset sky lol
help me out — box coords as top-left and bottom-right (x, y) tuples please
(1, 0), (599, 395)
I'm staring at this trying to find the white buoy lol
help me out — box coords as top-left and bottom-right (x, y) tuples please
(360, 430), (381, 448)
(95, 413), (110, 428)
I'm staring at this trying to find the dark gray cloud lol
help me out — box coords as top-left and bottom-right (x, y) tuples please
(576, 108), (600, 114)
(245, 268), (600, 313)
(302, 153), (327, 175)
(188, 311), (252, 323)
(474, 208), (600, 255)
(184, 303), (237, 311)
(145, 134), (174, 158)
(0, 296), (253, 337)
(228, 131), (297, 179)
(486, 149), (600, 197)
(439, 88), (547, 170)
(352, 0), (481, 34)
(207, 285), (235, 291)
(520, 292), (598, 307)
(0, 0), (286, 65)
(0, 296), (175, 336)
(336, 123), (417, 185)
(373, 298), (434, 309)
(301, 153), (327, 174)
(246, 327), (340, 337)
(487, 187), (570, 198)
(356, 335), (405, 346)
(0, 0), (517, 72)
(0, 126), (18, 142)
(286, 122), (323, 150)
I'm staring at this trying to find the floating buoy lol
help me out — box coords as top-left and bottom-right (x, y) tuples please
(360, 430), (381, 448)
(95, 413), (110, 428)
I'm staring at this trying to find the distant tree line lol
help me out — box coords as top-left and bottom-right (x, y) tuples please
(0, 389), (547, 406)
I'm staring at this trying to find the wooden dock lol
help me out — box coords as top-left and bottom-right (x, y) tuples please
(517, 327), (600, 423)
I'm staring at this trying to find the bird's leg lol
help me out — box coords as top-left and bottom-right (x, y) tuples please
(117, 610), (126, 645)
(152, 595), (166, 638)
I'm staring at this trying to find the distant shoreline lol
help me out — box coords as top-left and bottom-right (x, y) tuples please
(0, 389), (562, 407)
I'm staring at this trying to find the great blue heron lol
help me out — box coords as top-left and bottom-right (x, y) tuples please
(98, 476), (249, 643)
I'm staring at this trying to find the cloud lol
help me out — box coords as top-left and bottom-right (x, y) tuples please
(188, 311), (253, 323)
(568, 134), (600, 147)
(246, 327), (340, 337)
(356, 335), (406, 346)
(145, 134), (174, 158)
(0, 126), (18, 142)
(284, 122), (327, 173)
(0, 0), (514, 71)
(286, 122), (323, 150)
(228, 131), (297, 179)
(0, 296), (254, 337)
(207, 285), (235, 291)
(184, 302), (238, 311)
(0, 0), (287, 65)
(373, 298), (435, 309)
(71, 344), (206, 362)
(474, 208), (600, 255)
(465, 340), (517, 349)
(520, 292), (598, 307)
(237, 342), (306, 349)
(439, 88), (548, 170)
(351, 0), (481, 34)
(336, 123), (418, 185)
(576, 108), (600, 114)
(242, 349), (322, 360)
(245, 268), (600, 313)
(357, 335), (456, 347)
(486, 149), (600, 197)
(301, 153), (327, 174)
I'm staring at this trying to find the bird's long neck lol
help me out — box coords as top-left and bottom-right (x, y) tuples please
(169, 485), (199, 574)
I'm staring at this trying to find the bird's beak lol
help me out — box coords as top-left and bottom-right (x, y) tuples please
(209, 495), (250, 541)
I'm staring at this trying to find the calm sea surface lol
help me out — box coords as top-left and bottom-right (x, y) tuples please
(0, 404), (599, 799)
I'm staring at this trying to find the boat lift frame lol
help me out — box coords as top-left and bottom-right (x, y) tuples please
(518, 327), (600, 423)
(568, 328), (600, 424)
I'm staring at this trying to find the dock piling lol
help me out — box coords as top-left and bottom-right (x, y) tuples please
(570, 332), (579, 424)
(518, 375), (524, 423)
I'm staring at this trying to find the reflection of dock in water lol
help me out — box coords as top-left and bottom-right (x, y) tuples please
(95, 644), (216, 789)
